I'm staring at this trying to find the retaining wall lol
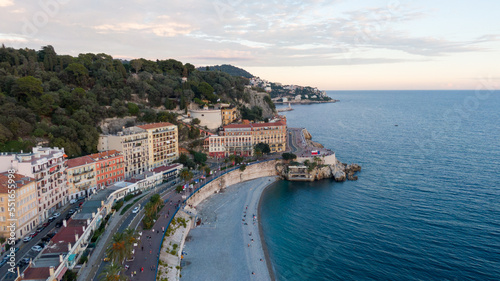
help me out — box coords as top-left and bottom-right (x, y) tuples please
(187, 160), (279, 207)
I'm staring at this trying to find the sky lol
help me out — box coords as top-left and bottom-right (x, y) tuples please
(0, 0), (499, 90)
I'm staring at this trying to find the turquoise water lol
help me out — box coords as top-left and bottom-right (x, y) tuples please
(261, 90), (500, 281)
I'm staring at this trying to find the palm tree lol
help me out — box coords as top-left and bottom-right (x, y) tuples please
(106, 233), (127, 264)
(99, 262), (127, 281)
(180, 168), (193, 182)
(123, 228), (137, 259)
(150, 194), (162, 214)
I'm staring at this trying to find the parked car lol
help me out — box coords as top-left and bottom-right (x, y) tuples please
(79, 202), (84, 207)
(0, 259), (7, 267)
(31, 245), (42, 252)
(48, 216), (55, 222)
(46, 233), (56, 238)
(68, 209), (75, 215)
(29, 232), (37, 238)
(36, 243), (45, 248)
(42, 222), (50, 228)
(55, 222), (63, 228)
(65, 214), (72, 220)
(70, 199), (77, 204)
(21, 258), (30, 265)
(23, 236), (32, 242)
(36, 226), (44, 233)
(132, 207), (140, 214)
(13, 247), (19, 253)
(41, 236), (51, 243)
(52, 212), (61, 218)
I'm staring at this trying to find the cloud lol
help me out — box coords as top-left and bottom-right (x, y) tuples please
(0, 0), (14, 7)
(0, 0), (497, 69)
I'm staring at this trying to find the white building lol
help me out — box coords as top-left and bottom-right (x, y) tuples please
(0, 147), (68, 221)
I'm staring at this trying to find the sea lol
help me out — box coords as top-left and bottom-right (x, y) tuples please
(261, 90), (500, 281)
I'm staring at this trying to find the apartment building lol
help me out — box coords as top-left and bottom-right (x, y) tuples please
(89, 150), (125, 189)
(98, 126), (149, 178)
(0, 147), (68, 221)
(66, 156), (97, 200)
(0, 172), (38, 238)
(137, 122), (178, 169)
(221, 105), (237, 125)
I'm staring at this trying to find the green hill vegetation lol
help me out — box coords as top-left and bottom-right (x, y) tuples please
(197, 64), (254, 78)
(0, 45), (269, 157)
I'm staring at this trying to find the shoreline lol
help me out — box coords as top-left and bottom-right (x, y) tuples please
(258, 180), (277, 281)
(181, 176), (278, 281)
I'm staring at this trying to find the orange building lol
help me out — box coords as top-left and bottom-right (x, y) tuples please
(88, 150), (125, 188)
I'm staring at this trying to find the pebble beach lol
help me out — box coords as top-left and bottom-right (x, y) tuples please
(181, 176), (278, 281)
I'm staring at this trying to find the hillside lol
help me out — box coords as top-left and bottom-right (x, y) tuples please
(197, 64), (254, 78)
(0, 45), (275, 157)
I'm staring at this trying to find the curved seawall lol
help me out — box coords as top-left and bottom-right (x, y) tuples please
(186, 160), (279, 207)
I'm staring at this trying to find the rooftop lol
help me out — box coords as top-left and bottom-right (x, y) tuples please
(87, 150), (122, 161)
(0, 172), (34, 193)
(152, 163), (182, 173)
(44, 219), (86, 254)
(223, 120), (286, 130)
(20, 267), (51, 281)
(137, 122), (175, 130)
(67, 156), (95, 168)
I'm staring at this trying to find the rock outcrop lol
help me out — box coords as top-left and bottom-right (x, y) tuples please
(276, 159), (361, 182)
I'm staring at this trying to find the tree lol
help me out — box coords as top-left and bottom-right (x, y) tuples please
(99, 263), (127, 281)
(180, 168), (194, 182)
(127, 102), (139, 116)
(239, 164), (246, 171)
(282, 152), (297, 161)
(193, 152), (207, 165)
(192, 118), (200, 125)
(254, 143), (270, 155)
(175, 185), (183, 193)
(12, 76), (43, 102)
(106, 233), (127, 264)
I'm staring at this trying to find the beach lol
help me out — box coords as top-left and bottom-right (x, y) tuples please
(181, 176), (277, 281)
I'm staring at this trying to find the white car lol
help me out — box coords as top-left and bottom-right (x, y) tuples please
(52, 212), (61, 218)
(23, 236), (32, 242)
(132, 207), (140, 214)
(70, 199), (77, 204)
(31, 245), (43, 252)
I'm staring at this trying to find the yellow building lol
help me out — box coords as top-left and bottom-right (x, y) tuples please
(0, 172), (38, 238)
(221, 105), (237, 125)
(137, 122), (179, 169)
(66, 156), (97, 200)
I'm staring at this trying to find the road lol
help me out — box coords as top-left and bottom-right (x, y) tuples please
(0, 201), (81, 280)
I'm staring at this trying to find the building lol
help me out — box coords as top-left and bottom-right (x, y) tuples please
(66, 156), (97, 200)
(221, 105), (237, 125)
(207, 117), (287, 157)
(98, 123), (179, 178)
(152, 164), (183, 182)
(0, 147), (68, 221)
(189, 107), (222, 129)
(0, 172), (38, 238)
(136, 122), (179, 169)
(98, 126), (150, 178)
(88, 150), (125, 189)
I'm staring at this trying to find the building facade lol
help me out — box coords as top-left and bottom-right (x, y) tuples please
(0, 147), (68, 221)
(0, 172), (38, 238)
(66, 156), (97, 200)
(207, 118), (287, 157)
(221, 105), (237, 125)
(137, 122), (178, 169)
(89, 150), (125, 189)
(98, 126), (149, 178)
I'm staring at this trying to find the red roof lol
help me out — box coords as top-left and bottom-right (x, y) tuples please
(88, 150), (122, 161)
(0, 172), (34, 193)
(45, 219), (86, 254)
(67, 156), (95, 168)
(152, 164), (182, 173)
(137, 122), (174, 130)
(21, 267), (51, 280)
